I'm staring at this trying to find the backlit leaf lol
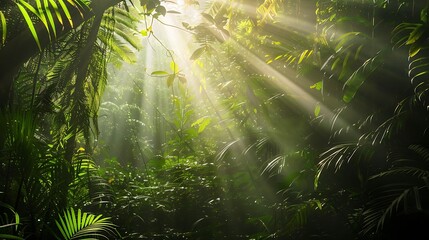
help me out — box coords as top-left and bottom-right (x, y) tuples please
(190, 47), (205, 60)
(57, 0), (73, 27)
(156, 5), (166, 16)
(0, 11), (6, 45)
(314, 103), (321, 117)
(151, 70), (169, 76)
(406, 24), (425, 45)
(201, 13), (215, 24)
(16, 1), (41, 50)
(167, 74), (175, 87)
(310, 81), (323, 91)
(170, 61), (179, 73)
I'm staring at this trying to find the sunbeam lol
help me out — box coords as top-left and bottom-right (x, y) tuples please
(2, 0), (428, 239)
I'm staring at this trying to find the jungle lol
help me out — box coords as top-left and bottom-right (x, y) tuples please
(1, 0), (429, 239)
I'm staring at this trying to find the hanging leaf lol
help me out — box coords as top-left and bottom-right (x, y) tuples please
(57, 0), (74, 27)
(167, 74), (175, 87)
(298, 49), (312, 64)
(191, 117), (211, 133)
(44, 0), (57, 38)
(140, 29), (148, 36)
(182, 22), (190, 29)
(409, 44), (422, 58)
(178, 75), (187, 84)
(0, 11), (6, 45)
(201, 13), (215, 24)
(140, 26), (152, 36)
(156, 5), (166, 16)
(151, 70), (169, 76)
(406, 24), (425, 45)
(421, 7), (429, 23)
(16, 1), (41, 50)
(314, 103), (321, 117)
(167, 10), (181, 14)
(170, 61), (179, 73)
(310, 81), (323, 91)
(342, 54), (382, 103)
(48, 0), (63, 26)
(190, 46), (205, 60)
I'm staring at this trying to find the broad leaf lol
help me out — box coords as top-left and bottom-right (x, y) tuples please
(151, 70), (169, 76)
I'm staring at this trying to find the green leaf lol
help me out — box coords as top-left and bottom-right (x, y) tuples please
(0, 234), (23, 240)
(310, 81), (323, 91)
(167, 74), (175, 87)
(314, 103), (321, 117)
(192, 117), (211, 133)
(409, 44), (422, 58)
(151, 70), (169, 76)
(156, 5), (166, 16)
(406, 24), (425, 45)
(16, 1), (41, 50)
(421, 7), (428, 23)
(44, 0), (56, 38)
(170, 61), (179, 73)
(0, 11), (6, 45)
(55, 208), (117, 240)
(198, 118), (211, 133)
(298, 49), (312, 64)
(343, 73), (364, 103)
(57, 0), (73, 27)
(178, 75), (187, 84)
(35, 0), (51, 39)
(190, 47), (205, 60)
(48, 0), (63, 26)
(201, 13), (215, 24)
(182, 22), (190, 29)
(342, 54), (382, 103)
(167, 10), (181, 14)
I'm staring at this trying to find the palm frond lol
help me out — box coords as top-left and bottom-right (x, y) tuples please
(0, 202), (21, 238)
(315, 142), (374, 189)
(55, 208), (118, 240)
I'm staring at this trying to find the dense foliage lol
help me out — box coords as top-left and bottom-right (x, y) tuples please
(1, 0), (429, 239)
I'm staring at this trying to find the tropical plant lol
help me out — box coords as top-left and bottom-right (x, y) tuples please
(55, 208), (118, 239)
(0, 202), (21, 240)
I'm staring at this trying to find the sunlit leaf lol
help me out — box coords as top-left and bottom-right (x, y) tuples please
(298, 49), (312, 64)
(190, 47), (205, 60)
(201, 13), (215, 24)
(55, 208), (117, 240)
(48, 0), (63, 26)
(167, 74), (175, 87)
(44, 0), (57, 38)
(156, 5), (166, 16)
(310, 81), (323, 91)
(170, 61), (179, 73)
(151, 70), (169, 76)
(421, 7), (429, 23)
(406, 24), (425, 45)
(16, 1), (41, 50)
(314, 103), (321, 117)
(0, 11), (6, 45)
(167, 10), (180, 14)
(57, 0), (74, 27)
(409, 44), (422, 58)
(178, 75), (187, 84)
(182, 22), (190, 29)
